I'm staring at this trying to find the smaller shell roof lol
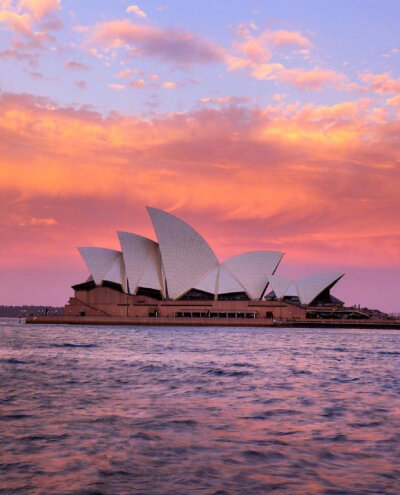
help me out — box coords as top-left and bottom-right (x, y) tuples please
(223, 251), (283, 300)
(118, 231), (162, 295)
(217, 265), (246, 295)
(267, 274), (292, 300)
(78, 247), (122, 286)
(103, 254), (127, 292)
(295, 273), (344, 305)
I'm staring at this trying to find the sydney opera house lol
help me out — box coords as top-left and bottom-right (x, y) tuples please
(60, 206), (380, 326)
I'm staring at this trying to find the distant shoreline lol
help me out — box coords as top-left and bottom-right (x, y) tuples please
(0, 306), (63, 318)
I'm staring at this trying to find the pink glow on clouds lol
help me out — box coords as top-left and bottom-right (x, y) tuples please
(0, 1), (399, 310)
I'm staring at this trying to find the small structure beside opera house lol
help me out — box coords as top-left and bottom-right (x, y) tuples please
(27, 207), (398, 327)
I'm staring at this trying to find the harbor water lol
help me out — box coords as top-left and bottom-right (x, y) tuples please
(1, 319), (399, 494)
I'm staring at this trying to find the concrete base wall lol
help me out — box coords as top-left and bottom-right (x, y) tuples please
(64, 286), (307, 320)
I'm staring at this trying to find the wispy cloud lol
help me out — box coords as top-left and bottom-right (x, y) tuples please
(107, 83), (126, 91)
(89, 20), (225, 65)
(277, 67), (345, 90)
(64, 60), (89, 71)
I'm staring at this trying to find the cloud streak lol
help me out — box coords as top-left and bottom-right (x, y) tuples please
(89, 20), (225, 65)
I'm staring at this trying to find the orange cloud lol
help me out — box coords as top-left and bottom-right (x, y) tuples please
(0, 92), (399, 281)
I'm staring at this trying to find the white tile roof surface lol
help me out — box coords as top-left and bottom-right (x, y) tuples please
(147, 207), (219, 299)
(118, 232), (162, 294)
(223, 251), (283, 300)
(295, 273), (344, 305)
(78, 247), (121, 286)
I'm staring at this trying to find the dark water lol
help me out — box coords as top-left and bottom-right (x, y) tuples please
(1, 319), (400, 495)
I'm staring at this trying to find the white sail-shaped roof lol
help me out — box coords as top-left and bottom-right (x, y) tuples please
(267, 274), (292, 300)
(217, 265), (246, 295)
(194, 267), (219, 295)
(103, 253), (127, 292)
(78, 247), (121, 286)
(118, 231), (162, 295)
(222, 251), (283, 300)
(147, 207), (219, 299)
(295, 273), (344, 305)
(137, 250), (164, 295)
(284, 283), (299, 298)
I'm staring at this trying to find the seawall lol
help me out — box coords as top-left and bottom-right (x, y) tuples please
(25, 315), (400, 329)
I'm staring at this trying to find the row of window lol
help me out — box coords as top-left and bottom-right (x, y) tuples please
(174, 311), (261, 318)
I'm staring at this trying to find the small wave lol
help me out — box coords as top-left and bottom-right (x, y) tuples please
(322, 407), (345, 418)
(245, 409), (300, 420)
(242, 449), (285, 461)
(22, 433), (69, 442)
(290, 368), (312, 375)
(1, 414), (32, 420)
(350, 421), (382, 428)
(231, 362), (257, 368)
(0, 358), (27, 365)
(206, 368), (252, 377)
(168, 419), (198, 427)
(139, 364), (166, 372)
(50, 343), (98, 348)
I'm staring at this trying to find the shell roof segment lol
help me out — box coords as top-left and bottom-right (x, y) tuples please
(223, 250), (284, 300)
(217, 265), (246, 295)
(78, 247), (122, 286)
(103, 254), (127, 292)
(118, 231), (163, 295)
(147, 207), (219, 300)
(267, 274), (292, 300)
(295, 273), (344, 305)
(194, 266), (219, 295)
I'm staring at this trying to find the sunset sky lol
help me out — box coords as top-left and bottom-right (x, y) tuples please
(1, 0), (399, 311)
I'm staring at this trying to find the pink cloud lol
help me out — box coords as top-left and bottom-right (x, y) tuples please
(19, 0), (60, 20)
(228, 28), (315, 82)
(277, 67), (345, 90)
(64, 60), (89, 71)
(162, 81), (177, 89)
(39, 15), (63, 31)
(198, 96), (250, 105)
(360, 72), (400, 94)
(130, 78), (146, 88)
(90, 20), (225, 64)
(266, 29), (312, 48)
(0, 10), (32, 34)
(126, 5), (147, 18)
(0, 48), (38, 66)
(108, 83), (126, 90)
(74, 80), (87, 90)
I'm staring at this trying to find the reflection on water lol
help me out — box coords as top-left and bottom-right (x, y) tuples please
(1, 319), (399, 494)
